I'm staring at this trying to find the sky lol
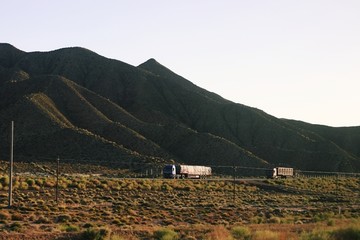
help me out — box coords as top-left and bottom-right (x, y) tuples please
(1, 0), (360, 127)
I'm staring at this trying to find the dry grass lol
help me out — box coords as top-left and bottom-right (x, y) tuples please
(0, 175), (359, 239)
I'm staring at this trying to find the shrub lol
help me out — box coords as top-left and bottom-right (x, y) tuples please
(26, 178), (36, 187)
(331, 226), (360, 240)
(109, 235), (125, 240)
(250, 216), (264, 224)
(11, 212), (24, 221)
(154, 228), (179, 240)
(252, 230), (279, 240)
(80, 227), (111, 240)
(161, 184), (173, 191)
(56, 214), (72, 223)
(112, 218), (124, 226)
(313, 212), (334, 223)
(43, 177), (57, 187)
(35, 178), (44, 186)
(19, 181), (29, 190)
(231, 226), (251, 240)
(0, 176), (9, 186)
(8, 222), (23, 232)
(35, 216), (51, 224)
(300, 229), (330, 240)
(83, 223), (95, 228)
(0, 210), (11, 221)
(206, 225), (233, 240)
(327, 219), (335, 226)
(61, 224), (80, 232)
(268, 216), (281, 224)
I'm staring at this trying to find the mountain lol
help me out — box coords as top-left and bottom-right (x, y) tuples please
(0, 43), (359, 172)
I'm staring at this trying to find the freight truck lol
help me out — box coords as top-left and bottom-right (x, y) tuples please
(266, 167), (294, 179)
(163, 164), (212, 179)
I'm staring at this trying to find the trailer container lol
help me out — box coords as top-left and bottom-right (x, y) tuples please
(266, 167), (294, 178)
(163, 164), (212, 179)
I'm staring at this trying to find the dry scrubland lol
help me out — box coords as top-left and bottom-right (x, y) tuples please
(0, 173), (359, 239)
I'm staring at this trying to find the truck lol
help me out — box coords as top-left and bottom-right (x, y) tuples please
(163, 164), (212, 179)
(266, 167), (294, 179)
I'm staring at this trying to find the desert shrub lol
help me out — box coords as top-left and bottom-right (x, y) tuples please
(11, 212), (24, 221)
(231, 226), (251, 240)
(327, 219), (335, 226)
(252, 230), (279, 240)
(0, 210), (11, 222)
(330, 226), (360, 240)
(109, 235), (126, 240)
(268, 216), (281, 224)
(26, 178), (36, 187)
(44, 178), (56, 187)
(83, 223), (94, 228)
(182, 186), (195, 191)
(8, 222), (23, 232)
(56, 214), (72, 223)
(206, 225), (233, 240)
(161, 183), (173, 191)
(35, 178), (44, 186)
(300, 229), (330, 240)
(80, 227), (111, 240)
(61, 224), (80, 232)
(0, 176), (9, 186)
(153, 228), (179, 240)
(19, 181), (29, 190)
(112, 218), (125, 226)
(250, 216), (264, 224)
(13, 177), (20, 188)
(35, 216), (51, 224)
(313, 212), (334, 223)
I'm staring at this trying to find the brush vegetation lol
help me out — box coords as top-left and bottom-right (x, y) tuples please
(0, 172), (359, 239)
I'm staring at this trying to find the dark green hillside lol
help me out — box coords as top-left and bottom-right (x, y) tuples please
(14, 46), (145, 108)
(0, 75), (162, 165)
(0, 43), (359, 172)
(285, 120), (360, 157)
(0, 43), (25, 68)
(136, 59), (360, 172)
(0, 46), (265, 168)
(284, 120), (360, 170)
(138, 58), (226, 103)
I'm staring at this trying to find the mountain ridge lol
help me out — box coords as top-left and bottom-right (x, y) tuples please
(0, 43), (359, 172)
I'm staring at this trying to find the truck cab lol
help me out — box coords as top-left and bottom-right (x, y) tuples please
(266, 168), (277, 178)
(163, 164), (176, 178)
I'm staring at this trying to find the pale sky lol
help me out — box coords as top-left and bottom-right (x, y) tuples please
(1, 0), (360, 127)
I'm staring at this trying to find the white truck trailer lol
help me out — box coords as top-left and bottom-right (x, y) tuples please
(163, 164), (212, 179)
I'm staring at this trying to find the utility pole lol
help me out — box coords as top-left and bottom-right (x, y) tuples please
(56, 156), (60, 204)
(233, 166), (236, 203)
(8, 121), (14, 208)
(336, 173), (338, 196)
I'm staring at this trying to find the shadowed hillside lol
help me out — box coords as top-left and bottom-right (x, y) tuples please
(0, 43), (359, 172)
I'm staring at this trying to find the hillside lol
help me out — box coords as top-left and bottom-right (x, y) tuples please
(0, 43), (359, 172)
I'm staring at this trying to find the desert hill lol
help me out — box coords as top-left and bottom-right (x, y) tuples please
(0, 43), (359, 172)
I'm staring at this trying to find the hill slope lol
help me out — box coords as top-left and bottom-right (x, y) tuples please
(0, 43), (359, 172)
